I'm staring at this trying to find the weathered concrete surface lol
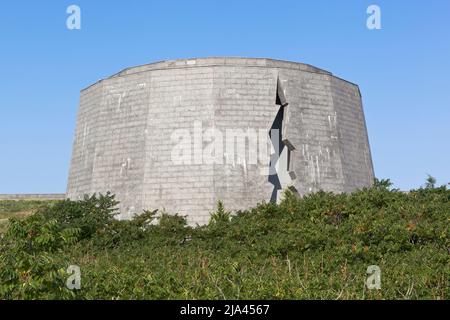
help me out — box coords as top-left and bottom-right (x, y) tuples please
(67, 57), (374, 225)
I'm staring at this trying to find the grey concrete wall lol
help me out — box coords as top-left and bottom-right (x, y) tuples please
(67, 57), (374, 225)
(330, 77), (375, 191)
(0, 194), (66, 201)
(141, 66), (216, 224)
(211, 65), (277, 220)
(280, 69), (346, 195)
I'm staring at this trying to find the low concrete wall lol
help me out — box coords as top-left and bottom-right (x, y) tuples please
(0, 194), (67, 201)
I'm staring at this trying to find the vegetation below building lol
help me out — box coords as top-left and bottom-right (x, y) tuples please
(0, 178), (448, 300)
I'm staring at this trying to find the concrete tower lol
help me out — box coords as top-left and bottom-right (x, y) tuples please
(67, 57), (374, 225)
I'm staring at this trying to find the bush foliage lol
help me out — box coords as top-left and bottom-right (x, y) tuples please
(0, 179), (448, 299)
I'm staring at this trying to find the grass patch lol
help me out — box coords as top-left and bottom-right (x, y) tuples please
(0, 219), (8, 234)
(0, 200), (59, 234)
(0, 200), (57, 219)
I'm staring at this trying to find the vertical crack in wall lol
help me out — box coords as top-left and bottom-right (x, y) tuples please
(269, 77), (299, 203)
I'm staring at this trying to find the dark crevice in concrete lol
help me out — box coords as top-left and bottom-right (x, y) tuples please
(268, 106), (284, 202)
(268, 77), (300, 202)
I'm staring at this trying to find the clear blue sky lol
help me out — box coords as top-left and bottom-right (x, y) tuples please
(0, 0), (449, 193)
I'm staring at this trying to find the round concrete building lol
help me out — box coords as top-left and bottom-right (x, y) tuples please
(67, 57), (374, 225)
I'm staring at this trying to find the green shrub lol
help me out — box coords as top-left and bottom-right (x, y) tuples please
(37, 193), (118, 241)
(0, 214), (80, 299)
(0, 178), (448, 299)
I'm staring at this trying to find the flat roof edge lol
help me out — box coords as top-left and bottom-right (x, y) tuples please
(81, 57), (337, 91)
